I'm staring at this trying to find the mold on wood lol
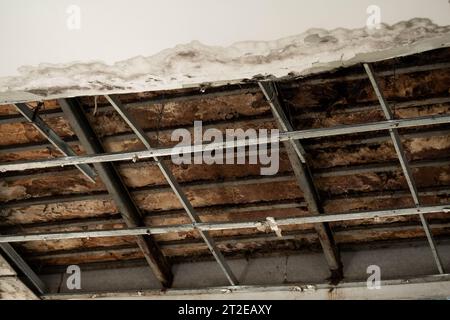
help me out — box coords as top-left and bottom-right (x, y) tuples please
(1, 48), (449, 269)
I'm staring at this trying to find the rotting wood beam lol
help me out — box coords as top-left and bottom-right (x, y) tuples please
(259, 81), (343, 282)
(2, 95), (450, 157)
(315, 158), (450, 178)
(0, 201), (305, 235)
(0, 114), (274, 154)
(58, 98), (173, 287)
(2, 150), (450, 187)
(284, 61), (450, 87)
(0, 175), (294, 209)
(1, 204), (449, 243)
(2, 172), (450, 213)
(24, 222), (450, 263)
(364, 63), (445, 274)
(2, 114), (450, 173)
(105, 94), (238, 286)
(2, 184), (450, 236)
(0, 87), (260, 125)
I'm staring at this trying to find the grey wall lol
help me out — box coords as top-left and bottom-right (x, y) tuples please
(40, 241), (450, 294)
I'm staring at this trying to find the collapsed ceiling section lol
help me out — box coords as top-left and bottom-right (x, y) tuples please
(0, 47), (450, 295)
(1, 18), (450, 104)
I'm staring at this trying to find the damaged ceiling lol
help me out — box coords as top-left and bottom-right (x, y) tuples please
(0, 47), (450, 297)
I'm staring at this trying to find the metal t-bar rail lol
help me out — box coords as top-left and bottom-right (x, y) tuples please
(104, 95), (238, 286)
(364, 63), (445, 274)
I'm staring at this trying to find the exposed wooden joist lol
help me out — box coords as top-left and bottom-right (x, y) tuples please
(2, 174), (450, 218)
(2, 184), (450, 240)
(2, 95), (449, 157)
(0, 175), (294, 209)
(0, 86), (259, 125)
(2, 114), (450, 173)
(2, 149), (450, 191)
(1, 201), (304, 235)
(1, 204), (449, 243)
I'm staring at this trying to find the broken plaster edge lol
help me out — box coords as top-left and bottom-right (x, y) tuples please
(0, 34), (449, 106)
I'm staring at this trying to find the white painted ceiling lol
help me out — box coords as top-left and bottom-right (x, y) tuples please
(1, 0), (449, 77)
